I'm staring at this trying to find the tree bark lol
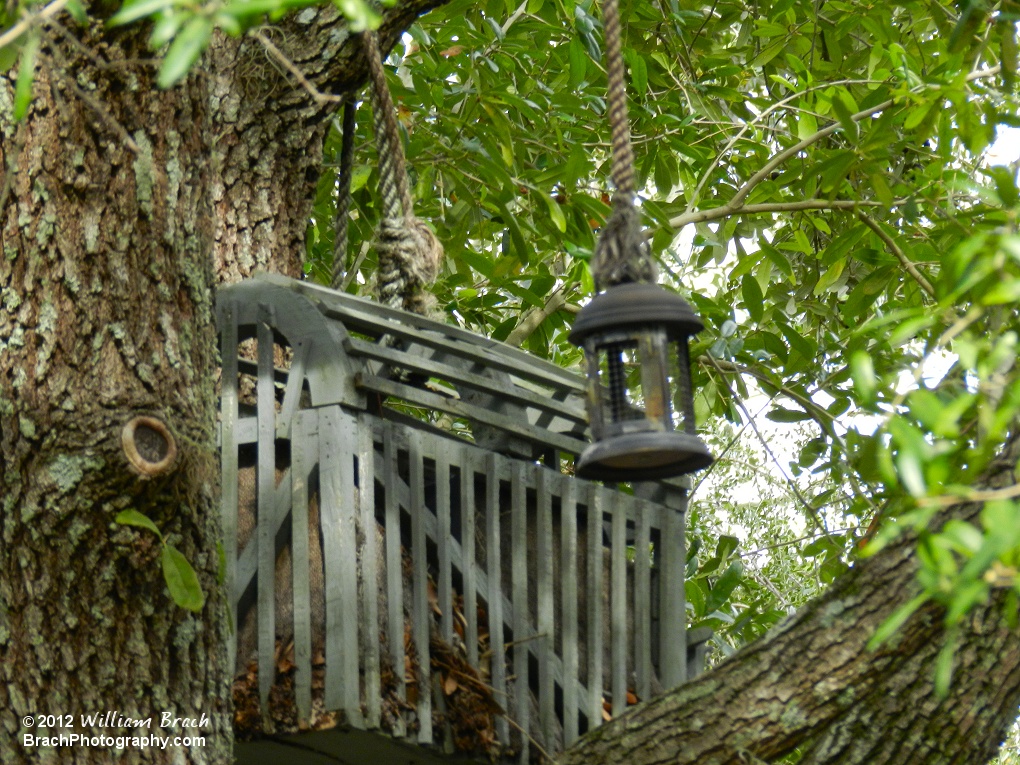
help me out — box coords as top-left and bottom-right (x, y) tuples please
(0, 2), (438, 762)
(555, 436), (1020, 765)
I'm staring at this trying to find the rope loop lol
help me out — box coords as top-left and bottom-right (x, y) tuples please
(363, 29), (444, 314)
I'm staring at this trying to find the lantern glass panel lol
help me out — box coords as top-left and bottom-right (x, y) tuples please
(595, 338), (642, 424)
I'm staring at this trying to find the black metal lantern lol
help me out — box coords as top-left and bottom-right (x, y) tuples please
(569, 282), (713, 481)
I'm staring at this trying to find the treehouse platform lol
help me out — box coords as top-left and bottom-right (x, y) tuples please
(219, 274), (710, 763)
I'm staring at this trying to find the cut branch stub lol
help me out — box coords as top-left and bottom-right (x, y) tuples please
(122, 416), (178, 478)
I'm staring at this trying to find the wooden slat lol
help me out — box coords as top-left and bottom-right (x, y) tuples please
(409, 431), (432, 744)
(635, 500), (652, 703)
(268, 273), (585, 393)
(219, 302), (239, 675)
(359, 415), (381, 729)
(511, 461), (529, 763)
(437, 449), (453, 645)
(355, 373), (587, 456)
(291, 410), (314, 725)
(256, 316), (276, 708)
(560, 475), (579, 746)
(536, 467), (555, 752)
(232, 468), (292, 603)
(586, 484), (603, 730)
(277, 339), (310, 439)
(487, 453), (509, 744)
(659, 491), (687, 687)
(383, 421), (406, 736)
(611, 491), (627, 719)
(320, 407), (363, 726)
(345, 338), (587, 425)
(462, 453), (478, 668)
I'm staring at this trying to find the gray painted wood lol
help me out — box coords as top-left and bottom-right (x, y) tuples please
(319, 407), (363, 726)
(560, 475), (579, 746)
(610, 491), (627, 719)
(409, 430), (433, 744)
(635, 500), (652, 703)
(660, 491), (687, 687)
(510, 461), (528, 763)
(359, 416), (381, 729)
(278, 339), (310, 439)
(462, 453), (478, 668)
(587, 485), (603, 729)
(219, 302), (239, 676)
(536, 467), (555, 752)
(345, 338), (587, 426)
(269, 273), (585, 393)
(355, 374), (587, 456)
(292, 410), (314, 725)
(256, 315), (276, 708)
(486, 452), (508, 744)
(437, 449), (453, 645)
(382, 421), (406, 737)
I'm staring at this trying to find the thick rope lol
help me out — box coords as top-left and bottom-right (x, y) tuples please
(363, 31), (443, 313)
(591, 0), (657, 290)
(331, 95), (357, 291)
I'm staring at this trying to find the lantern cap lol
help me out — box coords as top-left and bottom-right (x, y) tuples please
(569, 282), (703, 345)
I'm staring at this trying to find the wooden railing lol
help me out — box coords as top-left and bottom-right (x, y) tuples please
(219, 275), (699, 760)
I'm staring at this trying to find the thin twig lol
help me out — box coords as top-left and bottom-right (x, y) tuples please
(856, 212), (936, 298)
(917, 481), (1020, 509)
(666, 198), (888, 231)
(0, 0), (68, 49)
(253, 30), (344, 105)
(704, 355), (828, 534)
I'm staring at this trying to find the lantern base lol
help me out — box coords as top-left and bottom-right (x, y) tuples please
(575, 431), (713, 482)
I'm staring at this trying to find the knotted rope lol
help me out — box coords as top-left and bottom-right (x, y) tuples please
(591, 0), (657, 290)
(363, 30), (443, 314)
(331, 95), (357, 291)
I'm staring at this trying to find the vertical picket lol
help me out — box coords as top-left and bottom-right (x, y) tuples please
(256, 317), (276, 708)
(587, 484), (603, 730)
(409, 431), (432, 744)
(462, 452), (478, 668)
(536, 467), (555, 752)
(611, 491), (627, 719)
(320, 407), (363, 726)
(487, 453), (508, 744)
(359, 416), (381, 728)
(383, 421), (406, 736)
(511, 461), (529, 763)
(560, 475), (579, 746)
(635, 500), (652, 703)
(291, 410), (314, 725)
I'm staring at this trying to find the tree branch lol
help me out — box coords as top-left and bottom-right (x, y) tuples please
(666, 198), (886, 231)
(505, 286), (569, 347)
(856, 212), (936, 297)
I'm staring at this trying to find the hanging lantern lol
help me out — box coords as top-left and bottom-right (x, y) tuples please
(569, 282), (713, 482)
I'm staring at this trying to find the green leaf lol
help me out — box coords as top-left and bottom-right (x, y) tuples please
(115, 509), (164, 539)
(741, 273), (764, 323)
(849, 350), (877, 406)
(934, 631), (958, 699)
(568, 37), (587, 88)
(766, 407), (812, 423)
(157, 15), (214, 89)
(332, 0), (381, 31)
(625, 49), (648, 97)
(13, 33), (38, 122)
(161, 544), (205, 612)
(108, 0), (176, 26)
(868, 593), (928, 650)
(539, 191), (567, 233)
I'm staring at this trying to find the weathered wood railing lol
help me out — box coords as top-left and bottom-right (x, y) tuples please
(220, 274), (704, 760)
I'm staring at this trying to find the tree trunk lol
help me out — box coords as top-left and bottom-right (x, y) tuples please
(555, 436), (1020, 765)
(0, 3), (437, 762)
